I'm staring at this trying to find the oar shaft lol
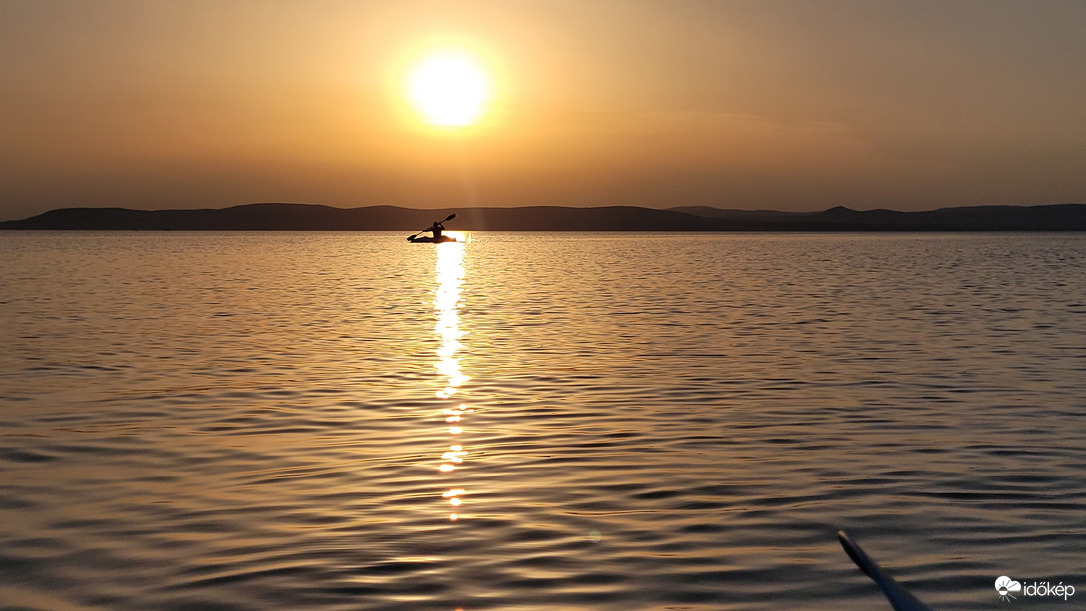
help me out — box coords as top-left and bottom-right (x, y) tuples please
(408, 213), (455, 240)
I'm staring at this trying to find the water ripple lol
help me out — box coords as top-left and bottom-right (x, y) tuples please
(1, 232), (1084, 609)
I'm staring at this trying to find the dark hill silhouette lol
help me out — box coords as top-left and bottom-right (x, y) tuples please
(2, 203), (1085, 231)
(667, 206), (805, 219)
(797, 204), (1086, 231)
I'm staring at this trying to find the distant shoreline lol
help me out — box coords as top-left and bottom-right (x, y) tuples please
(2, 203), (1085, 232)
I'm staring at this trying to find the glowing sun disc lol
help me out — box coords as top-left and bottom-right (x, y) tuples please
(406, 50), (492, 127)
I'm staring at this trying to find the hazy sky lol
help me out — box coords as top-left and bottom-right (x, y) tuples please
(2, 0), (1084, 220)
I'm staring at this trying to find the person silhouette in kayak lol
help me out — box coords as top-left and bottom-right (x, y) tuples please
(429, 220), (445, 240)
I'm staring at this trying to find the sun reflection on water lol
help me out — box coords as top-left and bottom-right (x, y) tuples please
(434, 242), (470, 519)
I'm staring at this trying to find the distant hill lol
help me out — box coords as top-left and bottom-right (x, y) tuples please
(667, 206), (805, 219)
(2, 203), (1085, 231)
(674, 204), (1086, 231)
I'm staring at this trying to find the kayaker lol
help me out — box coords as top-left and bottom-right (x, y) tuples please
(406, 214), (455, 242)
(428, 219), (445, 240)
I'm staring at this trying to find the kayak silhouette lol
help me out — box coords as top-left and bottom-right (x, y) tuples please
(407, 213), (457, 243)
(407, 234), (458, 243)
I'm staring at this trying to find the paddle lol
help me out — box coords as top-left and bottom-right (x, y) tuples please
(838, 531), (934, 611)
(408, 213), (456, 241)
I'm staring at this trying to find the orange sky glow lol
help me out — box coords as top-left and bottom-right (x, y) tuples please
(1, 0), (1084, 220)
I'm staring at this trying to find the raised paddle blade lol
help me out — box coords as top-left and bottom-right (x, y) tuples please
(838, 531), (935, 611)
(444, 213), (456, 221)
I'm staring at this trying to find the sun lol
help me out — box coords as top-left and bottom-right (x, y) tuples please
(405, 49), (492, 129)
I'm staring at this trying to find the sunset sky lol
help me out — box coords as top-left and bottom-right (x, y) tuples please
(2, 0), (1084, 220)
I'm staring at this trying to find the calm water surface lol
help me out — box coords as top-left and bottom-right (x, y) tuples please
(1, 232), (1084, 610)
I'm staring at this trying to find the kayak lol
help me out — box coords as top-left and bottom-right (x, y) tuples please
(407, 235), (458, 243)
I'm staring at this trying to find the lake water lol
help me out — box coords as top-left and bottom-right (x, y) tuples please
(1, 231), (1084, 610)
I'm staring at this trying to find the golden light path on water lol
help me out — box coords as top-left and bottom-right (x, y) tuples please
(433, 241), (470, 520)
